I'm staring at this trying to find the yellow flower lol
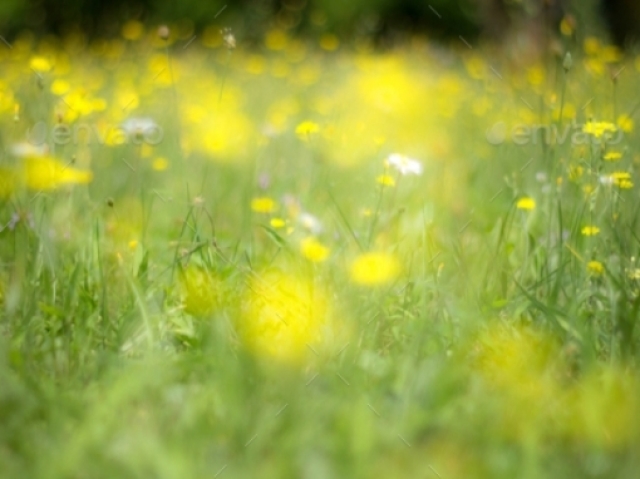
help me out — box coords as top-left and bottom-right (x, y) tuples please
(587, 260), (604, 276)
(180, 266), (223, 316)
(350, 252), (401, 286)
(583, 121), (617, 139)
(50, 79), (70, 96)
(581, 226), (600, 236)
(270, 218), (286, 229)
(121, 20), (144, 41)
(569, 165), (584, 182)
(608, 172), (632, 189)
(23, 157), (93, 191)
(241, 272), (332, 363)
(516, 197), (536, 211)
(376, 174), (396, 187)
(251, 197), (276, 214)
(604, 151), (623, 162)
(29, 56), (52, 73)
(618, 114), (634, 133)
(152, 157), (169, 171)
(300, 237), (330, 263)
(319, 34), (339, 51)
(295, 120), (320, 140)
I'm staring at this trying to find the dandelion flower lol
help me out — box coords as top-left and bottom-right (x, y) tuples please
(300, 237), (330, 263)
(29, 56), (52, 73)
(618, 114), (634, 133)
(583, 121), (618, 139)
(152, 157), (169, 171)
(180, 266), (223, 316)
(386, 153), (423, 176)
(350, 252), (401, 286)
(581, 226), (600, 236)
(23, 156), (93, 191)
(295, 120), (320, 140)
(270, 218), (286, 229)
(251, 197), (276, 214)
(587, 260), (604, 276)
(516, 197), (536, 211)
(604, 151), (623, 162)
(241, 272), (331, 363)
(376, 174), (396, 187)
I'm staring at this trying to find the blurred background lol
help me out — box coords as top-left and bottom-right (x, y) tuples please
(0, 0), (639, 48)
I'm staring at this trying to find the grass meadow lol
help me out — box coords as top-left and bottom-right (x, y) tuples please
(1, 21), (640, 478)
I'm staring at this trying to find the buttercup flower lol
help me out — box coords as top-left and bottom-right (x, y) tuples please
(581, 225), (600, 236)
(517, 197), (536, 211)
(587, 260), (604, 276)
(350, 252), (401, 286)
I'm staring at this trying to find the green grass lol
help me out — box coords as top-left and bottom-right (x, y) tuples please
(1, 27), (640, 478)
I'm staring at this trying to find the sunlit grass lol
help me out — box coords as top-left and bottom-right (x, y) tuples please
(1, 24), (640, 478)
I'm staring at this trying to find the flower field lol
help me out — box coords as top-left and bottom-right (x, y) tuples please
(1, 21), (640, 478)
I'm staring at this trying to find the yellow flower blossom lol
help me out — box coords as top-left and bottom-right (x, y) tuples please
(241, 272), (332, 363)
(516, 197), (536, 211)
(350, 252), (401, 286)
(270, 218), (286, 229)
(604, 151), (623, 162)
(29, 56), (52, 73)
(300, 237), (330, 263)
(152, 157), (169, 171)
(295, 120), (320, 140)
(251, 197), (276, 214)
(587, 260), (604, 276)
(376, 174), (396, 187)
(23, 156), (93, 191)
(581, 226), (600, 236)
(121, 20), (144, 41)
(618, 114), (634, 133)
(180, 266), (223, 317)
(319, 34), (339, 52)
(583, 121), (617, 138)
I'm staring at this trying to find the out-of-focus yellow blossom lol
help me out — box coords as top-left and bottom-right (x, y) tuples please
(152, 157), (169, 171)
(604, 151), (622, 162)
(265, 29), (288, 51)
(295, 120), (320, 140)
(350, 252), (401, 286)
(581, 225), (600, 236)
(300, 237), (330, 263)
(474, 326), (562, 438)
(583, 121), (617, 138)
(251, 197), (276, 214)
(240, 272), (333, 363)
(560, 16), (575, 36)
(29, 56), (52, 72)
(569, 165), (584, 181)
(319, 34), (339, 52)
(587, 260), (604, 276)
(180, 266), (223, 317)
(376, 174), (396, 187)
(121, 20), (144, 41)
(617, 114), (634, 133)
(50, 79), (70, 96)
(516, 197), (536, 211)
(270, 218), (286, 229)
(584, 37), (601, 56)
(23, 156), (93, 191)
(565, 367), (639, 449)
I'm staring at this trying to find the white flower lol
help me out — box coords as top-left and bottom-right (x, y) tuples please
(386, 153), (423, 176)
(299, 212), (323, 235)
(121, 117), (159, 136)
(11, 142), (49, 158)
